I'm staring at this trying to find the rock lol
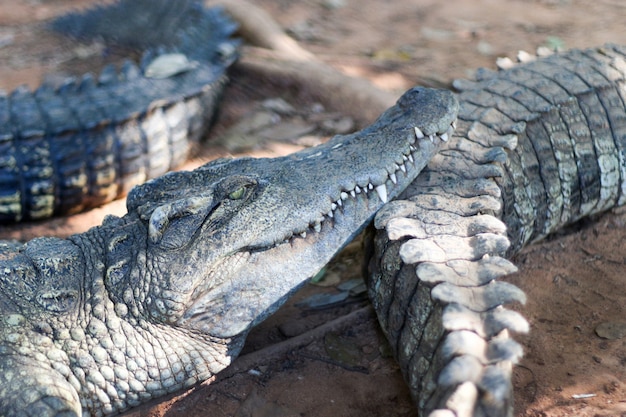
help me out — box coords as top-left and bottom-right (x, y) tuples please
(595, 321), (626, 340)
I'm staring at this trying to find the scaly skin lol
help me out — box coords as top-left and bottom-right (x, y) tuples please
(0, 87), (458, 417)
(369, 44), (626, 416)
(0, 0), (238, 222)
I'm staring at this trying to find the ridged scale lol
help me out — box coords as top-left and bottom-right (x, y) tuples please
(369, 44), (626, 416)
(479, 45), (626, 250)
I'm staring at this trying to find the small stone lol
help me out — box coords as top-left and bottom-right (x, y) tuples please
(595, 321), (626, 340)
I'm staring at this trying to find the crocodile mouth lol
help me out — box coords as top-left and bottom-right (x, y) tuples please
(247, 120), (457, 250)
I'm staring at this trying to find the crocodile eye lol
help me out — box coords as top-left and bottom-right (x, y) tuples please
(228, 186), (246, 200)
(221, 176), (257, 201)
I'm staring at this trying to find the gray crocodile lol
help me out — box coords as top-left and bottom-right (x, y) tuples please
(0, 0), (238, 223)
(369, 43), (626, 416)
(0, 87), (458, 416)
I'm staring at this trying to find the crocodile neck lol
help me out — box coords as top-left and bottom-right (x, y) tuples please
(26, 220), (235, 415)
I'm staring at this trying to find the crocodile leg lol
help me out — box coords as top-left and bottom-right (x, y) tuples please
(369, 44), (626, 416)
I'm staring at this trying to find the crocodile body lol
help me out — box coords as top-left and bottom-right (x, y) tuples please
(0, 87), (458, 416)
(368, 44), (626, 416)
(0, 0), (238, 223)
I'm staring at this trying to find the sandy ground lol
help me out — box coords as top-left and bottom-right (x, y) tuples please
(1, 0), (626, 416)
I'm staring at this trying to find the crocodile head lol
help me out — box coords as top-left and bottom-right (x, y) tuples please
(125, 87), (457, 344)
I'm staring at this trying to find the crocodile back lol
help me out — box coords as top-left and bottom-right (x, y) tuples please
(0, 0), (238, 222)
(454, 44), (626, 252)
(51, 0), (239, 62)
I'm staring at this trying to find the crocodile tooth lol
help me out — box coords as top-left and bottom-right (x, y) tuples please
(331, 203), (337, 211)
(355, 186), (361, 194)
(390, 173), (397, 184)
(452, 120), (457, 130)
(440, 132), (449, 142)
(429, 134), (435, 143)
(314, 223), (322, 233)
(408, 154), (414, 163)
(327, 210), (334, 219)
(341, 192), (348, 200)
(414, 126), (425, 139)
(368, 183), (374, 191)
(306, 151), (323, 159)
(337, 199), (343, 207)
(300, 232), (307, 238)
(400, 164), (407, 173)
(375, 184), (388, 203)
(350, 190), (356, 198)
(402, 154), (408, 162)
(410, 145), (417, 152)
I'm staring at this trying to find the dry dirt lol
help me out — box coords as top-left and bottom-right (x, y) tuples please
(1, 0), (626, 416)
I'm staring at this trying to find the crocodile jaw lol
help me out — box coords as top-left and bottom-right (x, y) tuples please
(175, 93), (458, 338)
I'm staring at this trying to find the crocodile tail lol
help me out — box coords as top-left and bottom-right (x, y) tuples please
(368, 44), (626, 416)
(368, 126), (527, 416)
(456, 43), (626, 252)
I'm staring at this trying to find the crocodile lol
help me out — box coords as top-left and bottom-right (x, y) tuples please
(368, 43), (626, 416)
(0, 87), (458, 416)
(0, 0), (238, 223)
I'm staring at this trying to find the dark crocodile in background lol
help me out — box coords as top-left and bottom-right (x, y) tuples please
(369, 44), (626, 416)
(0, 87), (457, 416)
(0, 0), (238, 223)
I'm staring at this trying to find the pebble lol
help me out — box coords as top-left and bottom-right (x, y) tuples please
(595, 321), (626, 340)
